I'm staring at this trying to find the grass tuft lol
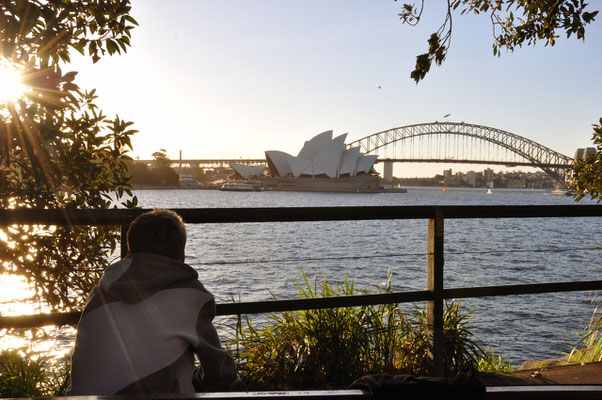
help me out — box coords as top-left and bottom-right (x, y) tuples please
(566, 304), (602, 364)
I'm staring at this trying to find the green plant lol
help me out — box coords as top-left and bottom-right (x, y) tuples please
(573, 120), (602, 202)
(0, 1), (139, 311)
(476, 347), (514, 373)
(398, 1), (601, 201)
(229, 271), (507, 390)
(397, 1), (599, 83)
(0, 348), (70, 397)
(566, 304), (602, 364)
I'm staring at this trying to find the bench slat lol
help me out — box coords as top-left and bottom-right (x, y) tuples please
(486, 385), (602, 400)
(11, 390), (370, 400)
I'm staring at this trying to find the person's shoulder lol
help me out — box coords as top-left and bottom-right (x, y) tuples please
(127, 252), (205, 293)
(195, 280), (213, 296)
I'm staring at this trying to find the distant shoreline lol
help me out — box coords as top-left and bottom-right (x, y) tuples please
(130, 184), (553, 191)
(131, 184), (215, 190)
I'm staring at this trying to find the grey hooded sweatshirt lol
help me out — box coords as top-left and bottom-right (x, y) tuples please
(67, 252), (236, 395)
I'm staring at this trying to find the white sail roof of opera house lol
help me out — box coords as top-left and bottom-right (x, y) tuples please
(229, 163), (266, 179)
(265, 131), (378, 178)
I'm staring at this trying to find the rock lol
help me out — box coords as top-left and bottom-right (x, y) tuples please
(519, 358), (565, 370)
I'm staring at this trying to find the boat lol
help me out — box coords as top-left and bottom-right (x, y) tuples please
(550, 188), (569, 196)
(379, 184), (408, 193)
(220, 181), (262, 192)
(486, 188), (493, 195)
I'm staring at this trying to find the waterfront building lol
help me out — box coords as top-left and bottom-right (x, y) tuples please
(265, 131), (378, 179)
(465, 171), (477, 186)
(258, 131), (380, 192)
(574, 147), (597, 162)
(484, 168), (494, 181)
(179, 174), (199, 188)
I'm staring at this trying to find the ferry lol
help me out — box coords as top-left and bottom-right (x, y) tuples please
(550, 188), (569, 196)
(220, 181), (262, 192)
(379, 184), (408, 193)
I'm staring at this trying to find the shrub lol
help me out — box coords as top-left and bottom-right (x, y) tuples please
(476, 348), (514, 373)
(566, 304), (602, 364)
(229, 271), (507, 390)
(0, 348), (70, 397)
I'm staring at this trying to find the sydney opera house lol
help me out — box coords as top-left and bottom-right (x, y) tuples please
(230, 131), (380, 192)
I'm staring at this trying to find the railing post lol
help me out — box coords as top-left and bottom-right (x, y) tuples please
(120, 223), (129, 259)
(427, 207), (444, 376)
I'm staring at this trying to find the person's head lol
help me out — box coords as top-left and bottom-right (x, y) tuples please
(126, 209), (186, 261)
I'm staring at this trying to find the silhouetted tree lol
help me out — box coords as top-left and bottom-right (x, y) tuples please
(152, 148), (171, 168)
(151, 149), (179, 186)
(0, 1), (138, 310)
(397, 0), (600, 201)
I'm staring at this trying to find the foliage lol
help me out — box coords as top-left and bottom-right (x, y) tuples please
(230, 271), (507, 390)
(397, 1), (601, 201)
(476, 347), (514, 373)
(128, 161), (180, 187)
(193, 166), (208, 183)
(0, 348), (70, 397)
(0, 0), (137, 65)
(0, 1), (138, 311)
(152, 148), (170, 168)
(397, 0), (599, 83)
(573, 119), (602, 202)
(565, 304), (602, 364)
(150, 149), (180, 185)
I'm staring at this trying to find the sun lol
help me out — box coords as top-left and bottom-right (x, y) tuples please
(0, 61), (26, 104)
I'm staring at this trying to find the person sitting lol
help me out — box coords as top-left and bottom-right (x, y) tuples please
(67, 209), (242, 395)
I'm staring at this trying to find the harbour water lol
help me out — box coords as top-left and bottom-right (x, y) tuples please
(1, 187), (601, 367)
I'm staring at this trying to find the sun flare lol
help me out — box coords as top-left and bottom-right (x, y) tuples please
(0, 62), (26, 104)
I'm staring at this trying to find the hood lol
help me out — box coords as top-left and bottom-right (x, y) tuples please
(99, 252), (199, 304)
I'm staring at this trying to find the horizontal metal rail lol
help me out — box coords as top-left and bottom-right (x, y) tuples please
(1, 205), (601, 225)
(3, 280), (602, 330)
(0, 205), (601, 376)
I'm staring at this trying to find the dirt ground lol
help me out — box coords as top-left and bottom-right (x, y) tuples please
(479, 361), (602, 386)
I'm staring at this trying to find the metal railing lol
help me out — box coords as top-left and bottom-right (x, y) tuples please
(1, 205), (601, 376)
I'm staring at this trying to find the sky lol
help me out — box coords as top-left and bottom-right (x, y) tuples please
(69, 0), (602, 178)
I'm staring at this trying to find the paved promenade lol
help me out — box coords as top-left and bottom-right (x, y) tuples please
(480, 362), (602, 385)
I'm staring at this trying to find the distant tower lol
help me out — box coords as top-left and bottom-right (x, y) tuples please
(179, 150), (182, 160)
(574, 147), (596, 162)
(383, 159), (393, 182)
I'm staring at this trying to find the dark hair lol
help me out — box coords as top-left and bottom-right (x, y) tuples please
(127, 209), (186, 260)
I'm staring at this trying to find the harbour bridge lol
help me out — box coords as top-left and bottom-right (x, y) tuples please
(144, 122), (575, 188)
(347, 122), (573, 188)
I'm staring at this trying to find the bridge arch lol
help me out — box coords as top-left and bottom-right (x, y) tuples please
(347, 122), (573, 188)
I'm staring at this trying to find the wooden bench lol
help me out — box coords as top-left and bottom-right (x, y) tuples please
(485, 385), (602, 399)
(11, 391), (369, 400)
(9, 386), (602, 399)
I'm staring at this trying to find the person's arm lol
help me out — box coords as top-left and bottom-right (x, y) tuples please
(193, 298), (238, 390)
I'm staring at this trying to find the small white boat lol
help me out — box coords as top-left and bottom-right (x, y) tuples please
(550, 188), (568, 196)
(486, 188), (493, 195)
(220, 181), (262, 192)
